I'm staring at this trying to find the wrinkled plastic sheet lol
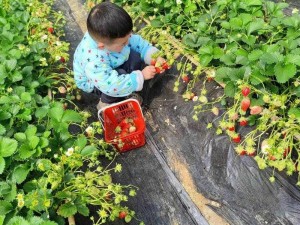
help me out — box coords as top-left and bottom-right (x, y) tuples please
(143, 68), (300, 225)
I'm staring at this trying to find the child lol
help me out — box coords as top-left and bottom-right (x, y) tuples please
(73, 2), (167, 110)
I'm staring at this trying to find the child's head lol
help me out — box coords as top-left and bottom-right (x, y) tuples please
(87, 2), (133, 52)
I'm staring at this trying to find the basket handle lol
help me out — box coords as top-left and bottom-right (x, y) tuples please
(97, 98), (144, 130)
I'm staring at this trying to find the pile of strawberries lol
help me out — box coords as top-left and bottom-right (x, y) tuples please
(114, 117), (137, 137)
(112, 117), (137, 150)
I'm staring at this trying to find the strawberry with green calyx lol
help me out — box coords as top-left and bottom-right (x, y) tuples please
(239, 117), (248, 126)
(235, 145), (246, 155)
(182, 75), (190, 83)
(47, 27), (54, 33)
(232, 134), (241, 143)
(241, 97), (250, 111)
(119, 211), (127, 219)
(241, 86), (250, 97)
(115, 126), (122, 134)
(250, 106), (263, 115)
(227, 122), (235, 131)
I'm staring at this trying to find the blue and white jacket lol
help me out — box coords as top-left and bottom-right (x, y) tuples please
(73, 32), (158, 97)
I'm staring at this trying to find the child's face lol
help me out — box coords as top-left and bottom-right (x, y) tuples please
(99, 34), (131, 53)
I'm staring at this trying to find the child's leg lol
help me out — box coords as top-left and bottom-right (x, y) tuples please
(116, 50), (145, 73)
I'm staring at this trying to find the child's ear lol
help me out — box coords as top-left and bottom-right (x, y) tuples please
(98, 42), (105, 49)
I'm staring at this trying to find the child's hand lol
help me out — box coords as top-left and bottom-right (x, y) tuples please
(142, 66), (156, 80)
(150, 56), (170, 74)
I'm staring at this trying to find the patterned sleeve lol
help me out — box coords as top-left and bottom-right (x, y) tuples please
(129, 34), (159, 65)
(85, 55), (144, 97)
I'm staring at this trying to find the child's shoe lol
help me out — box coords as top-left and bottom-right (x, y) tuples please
(127, 92), (143, 105)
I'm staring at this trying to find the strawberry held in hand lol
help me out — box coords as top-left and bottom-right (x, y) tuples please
(151, 57), (170, 74)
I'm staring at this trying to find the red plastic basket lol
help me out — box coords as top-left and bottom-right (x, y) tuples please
(98, 99), (146, 152)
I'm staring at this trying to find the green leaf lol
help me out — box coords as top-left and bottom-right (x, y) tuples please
(28, 136), (39, 149)
(14, 133), (26, 142)
(247, 19), (265, 35)
(250, 71), (268, 85)
(0, 215), (4, 225)
(199, 54), (213, 67)
(224, 82), (236, 97)
(40, 221), (59, 225)
(20, 92), (31, 102)
(81, 145), (98, 156)
(0, 125), (6, 136)
(150, 18), (163, 27)
(288, 108), (300, 119)
(25, 125), (37, 137)
(74, 136), (87, 150)
(5, 59), (17, 71)
(35, 107), (49, 119)
(285, 54), (300, 66)
(0, 200), (12, 215)
(19, 144), (36, 159)
(0, 157), (5, 175)
(0, 96), (11, 104)
(0, 137), (17, 157)
(57, 203), (77, 218)
(0, 111), (11, 121)
(77, 204), (89, 217)
(274, 63), (296, 83)
(260, 52), (283, 64)
(7, 216), (30, 225)
(49, 107), (64, 122)
(183, 34), (203, 48)
(12, 163), (31, 184)
(248, 49), (263, 61)
(62, 110), (82, 123)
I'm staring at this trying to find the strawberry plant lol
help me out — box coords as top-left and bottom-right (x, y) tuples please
(0, 0), (141, 224)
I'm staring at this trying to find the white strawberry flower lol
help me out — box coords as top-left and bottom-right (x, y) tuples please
(66, 147), (74, 156)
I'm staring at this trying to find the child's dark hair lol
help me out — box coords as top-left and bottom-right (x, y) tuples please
(87, 2), (133, 41)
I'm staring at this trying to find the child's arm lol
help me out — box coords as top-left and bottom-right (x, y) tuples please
(128, 34), (159, 65)
(85, 58), (144, 97)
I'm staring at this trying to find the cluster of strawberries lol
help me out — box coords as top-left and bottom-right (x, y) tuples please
(150, 59), (170, 73)
(113, 117), (137, 149)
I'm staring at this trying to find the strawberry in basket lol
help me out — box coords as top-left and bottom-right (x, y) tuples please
(114, 117), (137, 137)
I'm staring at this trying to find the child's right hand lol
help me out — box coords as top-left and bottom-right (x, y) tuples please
(142, 66), (156, 80)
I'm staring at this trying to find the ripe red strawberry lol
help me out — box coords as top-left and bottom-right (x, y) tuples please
(232, 135), (241, 143)
(268, 155), (276, 161)
(162, 62), (170, 70)
(247, 152), (256, 156)
(228, 126), (235, 131)
(241, 97), (250, 111)
(239, 119), (248, 126)
(47, 27), (54, 33)
(60, 57), (66, 63)
(240, 150), (247, 155)
(150, 59), (156, 66)
(182, 75), (190, 83)
(207, 77), (214, 82)
(241, 87), (250, 97)
(119, 211), (127, 219)
(155, 67), (161, 74)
